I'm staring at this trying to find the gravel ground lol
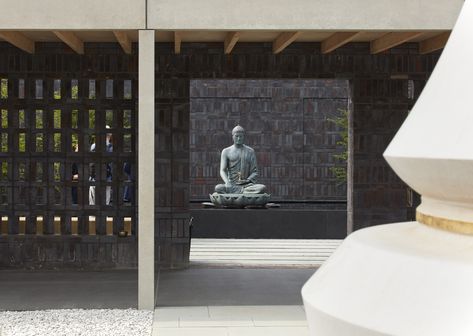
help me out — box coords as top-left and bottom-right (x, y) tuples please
(0, 309), (153, 336)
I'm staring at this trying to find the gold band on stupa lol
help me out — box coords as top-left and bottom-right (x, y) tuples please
(416, 211), (473, 235)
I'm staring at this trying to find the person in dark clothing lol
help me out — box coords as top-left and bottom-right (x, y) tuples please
(105, 131), (113, 205)
(71, 144), (79, 205)
(89, 139), (96, 205)
(123, 162), (132, 203)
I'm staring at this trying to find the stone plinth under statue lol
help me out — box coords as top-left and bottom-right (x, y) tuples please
(209, 125), (270, 208)
(209, 192), (271, 208)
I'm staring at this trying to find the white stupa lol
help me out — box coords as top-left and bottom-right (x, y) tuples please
(302, 1), (473, 335)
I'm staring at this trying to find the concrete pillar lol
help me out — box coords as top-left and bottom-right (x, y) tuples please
(138, 29), (155, 310)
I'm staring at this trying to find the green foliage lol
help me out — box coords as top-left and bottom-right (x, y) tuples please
(106, 110), (113, 127)
(1, 162), (7, 180)
(53, 162), (61, 182)
(19, 133), (26, 152)
(71, 83), (79, 99)
(18, 163), (26, 181)
(0, 133), (7, 152)
(19, 110), (25, 128)
(71, 110), (78, 128)
(89, 110), (95, 129)
(123, 110), (132, 128)
(328, 109), (349, 183)
(35, 133), (43, 152)
(35, 110), (43, 129)
(1, 110), (7, 128)
(71, 133), (79, 150)
(53, 133), (61, 152)
(1, 79), (7, 99)
(54, 110), (61, 128)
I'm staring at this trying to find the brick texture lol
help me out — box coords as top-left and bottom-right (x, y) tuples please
(189, 79), (349, 202)
(156, 41), (437, 230)
(0, 41), (439, 269)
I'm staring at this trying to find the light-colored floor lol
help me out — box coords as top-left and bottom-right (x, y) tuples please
(153, 305), (309, 336)
(190, 239), (342, 267)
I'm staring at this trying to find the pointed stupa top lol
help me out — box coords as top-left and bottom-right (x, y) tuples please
(384, 0), (473, 233)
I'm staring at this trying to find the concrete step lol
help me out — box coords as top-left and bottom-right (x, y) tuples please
(190, 238), (342, 267)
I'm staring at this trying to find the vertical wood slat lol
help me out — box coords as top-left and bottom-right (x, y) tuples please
(0, 215), (130, 236)
(124, 217), (132, 235)
(54, 216), (61, 235)
(1, 77), (136, 236)
(88, 216), (96, 235)
(19, 216), (26, 234)
(0, 44), (138, 269)
(71, 216), (78, 235)
(1, 216), (8, 235)
(36, 216), (43, 235)
(106, 216), (113, 235)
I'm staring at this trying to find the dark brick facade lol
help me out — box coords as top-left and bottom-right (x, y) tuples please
(189, 79), (349, 202)
(0, 40), (438, 269)
(157, 41), (436, 230)
(0, 42), (142, 269)
(0, 42), (190, 269)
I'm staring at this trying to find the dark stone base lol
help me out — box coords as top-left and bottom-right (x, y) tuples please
(0, 236), (189, 270)
(190, 208), (347, 239)
(209, 193), (271, 208)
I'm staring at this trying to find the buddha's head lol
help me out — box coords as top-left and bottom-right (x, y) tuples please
(232, 125), (245, 146)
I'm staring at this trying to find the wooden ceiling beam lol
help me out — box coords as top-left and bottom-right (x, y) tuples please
(113, 31), (132, 54)
(53, 31), (84, 54)
(0, 31), (34, 53)
(371, 32), (423, 54)
(174, 31), (182, 54)
(224, 31), (240, 54)
(273, 31), (301, 54)
(419, 32), (450, 54)
(322, 32), (360, 54)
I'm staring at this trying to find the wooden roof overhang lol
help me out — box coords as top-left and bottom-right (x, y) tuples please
(0, 30), (450, 55)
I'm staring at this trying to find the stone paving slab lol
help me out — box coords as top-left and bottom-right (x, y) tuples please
(153, 305), (309, 336)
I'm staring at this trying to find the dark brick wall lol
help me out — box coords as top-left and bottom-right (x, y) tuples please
(156, 41), (436, 230)
(0, 42), (189, 269)
(0, 41), (437, 270)
(189, 79), (349, 202)
(0, 236), (137, 269)
(155, 100), (190, 267)
(0, 42), (143, 269)
(191, 208), (347, 239)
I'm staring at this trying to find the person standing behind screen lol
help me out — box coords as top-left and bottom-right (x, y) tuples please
(105, 128), (113, 205)
(123, 162), (132, 203)
(89, 138), (96, 205)
(71, 144), (79, 205)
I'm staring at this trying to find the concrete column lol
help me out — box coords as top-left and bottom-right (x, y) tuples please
(138, 29), (155, 310)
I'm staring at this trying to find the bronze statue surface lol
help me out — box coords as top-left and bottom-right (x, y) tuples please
(211, 125), (269, 207)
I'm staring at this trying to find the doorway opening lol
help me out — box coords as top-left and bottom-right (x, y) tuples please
(189, 79), (350, 241)
(155, 79), (351, 307)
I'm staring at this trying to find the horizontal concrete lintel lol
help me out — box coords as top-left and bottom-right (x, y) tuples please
(148, 0), (463, 31)
(0, 0), (463, 31)
(0, 0), (146, 30)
